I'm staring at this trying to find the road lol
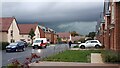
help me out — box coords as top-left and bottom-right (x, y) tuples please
(2, 44), (77, 66)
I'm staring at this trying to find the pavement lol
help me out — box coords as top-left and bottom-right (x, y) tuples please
(29, 61), (119, 66)
(69, 48), (104, 50)
(29, 62), (120, 68)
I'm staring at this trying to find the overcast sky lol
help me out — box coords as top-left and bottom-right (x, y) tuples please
(1, 0), (104, 35)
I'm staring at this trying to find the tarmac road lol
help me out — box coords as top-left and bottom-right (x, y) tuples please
(2, 44), (70, 66)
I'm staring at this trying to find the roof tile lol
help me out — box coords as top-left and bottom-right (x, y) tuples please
(18, 23), (37, 34)
(0, 17), (14, 32)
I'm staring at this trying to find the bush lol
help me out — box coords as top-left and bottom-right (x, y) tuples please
(73, 46), (79, 48)
(102, 50), (120, 63)
(0, 42), (9, 50)
(78, 38), (86, 43)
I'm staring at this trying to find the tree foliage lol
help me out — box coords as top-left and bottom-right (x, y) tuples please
(70, 31), (79, 37)
(57, 38), (62, 43)
(29, 28), (35, 39)
(86, 32), (96, 39)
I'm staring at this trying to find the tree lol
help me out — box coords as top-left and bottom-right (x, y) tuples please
(70, 31), (79, 37)
(57, 37), (62, 43)
(29, 28), (35, 44)
(87, 32), (96, 39)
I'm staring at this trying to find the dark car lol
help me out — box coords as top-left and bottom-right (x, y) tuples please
(6, 41), (26, 52)
(22, 41), (28, 47)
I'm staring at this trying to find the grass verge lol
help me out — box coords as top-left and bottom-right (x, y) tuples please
(43, 50), (103, 62)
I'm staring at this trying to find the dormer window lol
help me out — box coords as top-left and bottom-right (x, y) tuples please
(42, 29), (45, 32)
(46, 29), (48, 32)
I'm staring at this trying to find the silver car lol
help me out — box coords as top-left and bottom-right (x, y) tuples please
(78, 40), (102, 49)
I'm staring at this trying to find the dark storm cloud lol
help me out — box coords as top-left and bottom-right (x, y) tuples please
(1, 1), (104, 35)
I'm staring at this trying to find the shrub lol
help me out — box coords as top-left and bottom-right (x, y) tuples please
(0, 42), (9, 50)
(78, 38), (86, 43)
(73, 46), (79, 48)
(102, 50), (120, 63)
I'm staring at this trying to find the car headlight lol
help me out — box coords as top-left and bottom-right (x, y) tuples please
(6, 46), (10, 48)
(11, 46), (16, 48)
(6, 46), (8, 48)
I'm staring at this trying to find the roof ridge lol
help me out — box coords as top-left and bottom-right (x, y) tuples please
(0, 17), (14, 19)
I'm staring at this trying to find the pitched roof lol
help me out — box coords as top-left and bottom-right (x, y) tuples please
(18, 23), (37, 34)
(57, 32), (70, 38)
(0, 17), (14, 32)
(71, 36), (82, 41)
(38, 26), (45, 38)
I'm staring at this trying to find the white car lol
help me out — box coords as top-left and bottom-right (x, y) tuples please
(32, 38), (48, 49)
(78, 40), (102, 49)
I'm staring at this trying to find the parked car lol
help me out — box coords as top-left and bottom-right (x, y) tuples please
(21, 40), (28, 47)
(78, 40), (102, 49)
(6, 41), (26, 52)
(32, 38), (48, 49)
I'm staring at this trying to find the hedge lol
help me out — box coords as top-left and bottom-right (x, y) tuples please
(0, 42), (9, 50)
(102, 50), (120, 63)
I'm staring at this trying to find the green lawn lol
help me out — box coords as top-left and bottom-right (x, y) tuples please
(43, 50), (103, 62)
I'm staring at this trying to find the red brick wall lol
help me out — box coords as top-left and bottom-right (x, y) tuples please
(105, 16), (111, 50)
(54, 34), (58, 44)
(39, 28), (45, 38)
(51, 33), (54, 44)
(110, 29), (114, 50)
(45, 32), (51, 42)
(114, 2), (120, 51)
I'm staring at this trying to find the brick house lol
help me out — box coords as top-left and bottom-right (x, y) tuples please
(54, 33), (58, 44)
(0, 17), (20, 43)
(38, 27), (45, 38)
(39, 25), (57, 44)
(18, 23), (40, 43)
(96, 12), (105, 46)
(57, 32), (71, 43)
(0, 17), (58, 44)
(96, 1), (120, 51)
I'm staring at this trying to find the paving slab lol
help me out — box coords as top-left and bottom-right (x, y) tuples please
(91, 53), (103, 63)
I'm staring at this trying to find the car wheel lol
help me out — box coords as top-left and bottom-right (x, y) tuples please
(44, 46), (47, 48)
(41, 46), (44, 49)
(15, 49), (18, 52)
(95, 45), (100, 48)
(80, 45), (85, 49)
(33, 46), (35, 49)
(6, 50), (8, 52)
(22, 47), (25, 51)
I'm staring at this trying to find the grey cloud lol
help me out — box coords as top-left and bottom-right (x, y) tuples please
(57, 21), (97, 35)
(2, 1), (103, 34)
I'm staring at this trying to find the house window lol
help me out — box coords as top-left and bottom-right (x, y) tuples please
(28, 36), (30, 38)
(28, 39), (30, 41)
(10, 39), (14, 43)
(42, 29), (45, 32)
(10, 30), (13, 37)
(37, 33), (39, 38)
(46, 29), (48, 32)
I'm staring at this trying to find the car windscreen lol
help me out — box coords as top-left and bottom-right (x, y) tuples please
(34, 40), (41, 43)
(9, 43), (18, 46)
